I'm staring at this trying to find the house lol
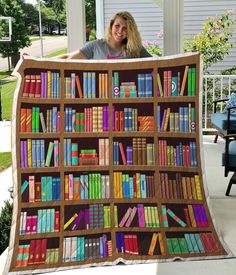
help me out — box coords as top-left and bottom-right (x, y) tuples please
(96, 0), (236, 73)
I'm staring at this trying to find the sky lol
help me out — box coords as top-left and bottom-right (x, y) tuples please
(25, 0), (37, 5)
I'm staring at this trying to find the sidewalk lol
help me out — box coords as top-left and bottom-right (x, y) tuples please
(0, 121), (11, 153)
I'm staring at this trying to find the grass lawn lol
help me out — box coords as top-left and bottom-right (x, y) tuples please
(0, 70), (12, 80)
(1, 80), (16, 121)
(0, 152), (12, 172)
(44, 48), (67, 58)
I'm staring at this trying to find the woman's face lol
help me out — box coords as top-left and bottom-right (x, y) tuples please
(111, 16), (128, 44)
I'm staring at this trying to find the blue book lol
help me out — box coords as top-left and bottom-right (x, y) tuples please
(68, 107), (72, 132)
(91, 72), (96, 98)
(145, 73), (153, 97)
(77, 237), (81, 261)
(36, 139), (41, 167)
(179, 107), (184, 132)
(80, 175), (85, 199)
(140, 174), (147, 198)
(138, 74), (145, 97)
(37, 209), (42, 233)
(52, 177), (57, 201)
(40, 139), (45, 167)
(129, 177), (134, 198)
(192, 141), (197, 167)
(184, 107), (189, 132)
(52, 107), (57, 133)
(65, 108), (69, 132)
(56, 177), (61, 200)
(128, 108), (132, 131)
(32, 139), (36, 168)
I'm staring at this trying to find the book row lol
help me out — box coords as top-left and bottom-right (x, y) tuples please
(113, 72), (152, 98)
(160, 173), (203, 200)
(65, 106), (109, 133)
(114, 172), (155, 199)
(157, 105), (196, 132)
(162, 204), (209, 228)
(20, 107), (60, 133)
(65, 173), (110, 200)
(167, 232), (219, 254)
(113, 138), (154, 165)
(158, 140), (197, 167)
(65, 72), (108, 99)
(20, 209), (60, 235)
(23, 72), (60, 99)
(21, 176), (60, 202)
(15, 240), (59, 267)
(64, 204), (110, 230)
(63, 138), (109, 166)
(157, 66), (196, 97)
(20, 139), (59, 168)
(117, 205), (159, 228)
(63, 235), (112, 262)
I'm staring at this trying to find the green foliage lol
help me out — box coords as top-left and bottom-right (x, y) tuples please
(21, 2), (39, 33)
(0, 200), (13, 254)
(143, 40), (162, 56)
(86, 0), (96, 30)
(0, 0), (31, 58)
(89, 29), (96, 41)
(0, 152), (12, 172)
(1, 79), (16, 120)
(184, 10), (236, 71)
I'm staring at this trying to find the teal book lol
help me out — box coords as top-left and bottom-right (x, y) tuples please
(21, 180), (29, 195)
(184, 233), (194, 253)
(41, 176), (47, 202)
(50, 208), (55, 232)
(37, 209), (42, 233)
(171, 76), (178, 96)
(46, 208), (51, 232)
(80, 237), (85, 260)
(84, 174), (89, 199)
(41, 209), (47, 233)
(46, 176), (52, 201)
(194, 233), (205, 253)
(189, 233), (200, 253)
(129, 176), (134, 198)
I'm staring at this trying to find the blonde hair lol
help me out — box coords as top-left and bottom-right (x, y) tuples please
(105, 11), (143, 58)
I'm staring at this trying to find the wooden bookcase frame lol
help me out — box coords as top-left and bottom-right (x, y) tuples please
(6, 53), (228, 274)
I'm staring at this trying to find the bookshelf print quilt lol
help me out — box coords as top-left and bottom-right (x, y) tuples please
(4, 53), (232, 274)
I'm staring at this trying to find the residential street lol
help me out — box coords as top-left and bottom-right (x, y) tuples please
(0, 36), (67, 71)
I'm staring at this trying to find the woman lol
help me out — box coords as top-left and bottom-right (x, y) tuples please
(60, 11), (152, 60)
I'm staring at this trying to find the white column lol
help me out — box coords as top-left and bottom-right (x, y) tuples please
(96, 0), (105, 39)
(163, 0), (184, 56)
(66, 0), (86, 53)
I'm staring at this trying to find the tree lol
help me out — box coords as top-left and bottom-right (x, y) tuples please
(184, 10), (236, 72)
(85, 0), (96, 30)
(0, 0), (31, 70)
(0, 200), (13, 254)
(21, 2), (38, 34)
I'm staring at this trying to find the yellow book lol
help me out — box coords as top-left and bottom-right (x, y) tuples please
(104, 73), (108, 98)
(64, 213), (78, 230)
(163, 107), (171, 131)
(187, 205), (197, 227)
(27, 139), (32, 168)
(181, 176), (188, 199)
(186, 177), (193, 199)
(118, 172), (122, 198)
(114, 172), (117, 198)
(150, 207), (156, 227)
(157, 73), (163, 97)
(195, 175), (203, 200)
(148, 233), (158, 256)
(47, 70), (51, 98)
(147, 206), (152, 227)
(136, 173), (141, 198)
(154, 207), (160, 227)
(158, 233), (165, 255)
(190, 177), (197, 200)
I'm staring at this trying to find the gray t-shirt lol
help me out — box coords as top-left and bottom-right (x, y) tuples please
(80, 39), (152, 59)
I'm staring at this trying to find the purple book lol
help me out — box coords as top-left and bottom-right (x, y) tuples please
(103, 106), (108, 132)
(199, 205), (209, 227)
(160, 109), (167, 131)
(102, 234), (108, 257)
(192, 204), (202, 227)
(44, 72), (47, 98)
(24, 140), (28, 168)
(137, 204), (145, 227)
(126, 146), (133, 165)
(71, 210), (85, 230)
(20, 141), (24, 168)
(40, 72), (44, 98)
(85, 208), (90, 230)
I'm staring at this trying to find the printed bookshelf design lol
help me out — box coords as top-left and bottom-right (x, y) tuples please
(6, 53), (229, 275)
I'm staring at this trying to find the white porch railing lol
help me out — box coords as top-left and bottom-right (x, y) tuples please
(202, 74), (236, 131)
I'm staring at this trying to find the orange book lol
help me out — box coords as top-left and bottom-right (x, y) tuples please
(34, 181), (41, 202)
(180, 65), (189, 96)
(119, 142), (127, 165)
(190, 176), (197, 200)
(119, 111), (124, 131)
(20, 108), (26, 132)
(64, 175), (69, 200)
(26, 108), (32, 132)
(104, 73), (108, 98)
(15, 245), (24, 267)
(73, 178), (80, 200)
(148, 233), (158, 256)
(186, 177), (193, 199)
(54, 211), (60, 232)
(75, 75), (83, 98)
(187, 205), (197, 227)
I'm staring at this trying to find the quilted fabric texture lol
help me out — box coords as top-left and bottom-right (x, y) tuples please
(223, 92), (236, 116)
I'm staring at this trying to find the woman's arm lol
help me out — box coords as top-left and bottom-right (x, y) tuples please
(57, 50), (86, 59)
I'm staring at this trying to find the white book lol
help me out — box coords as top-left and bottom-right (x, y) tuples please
(105, 175), (110, 199)
(71, 236), (77, 262)
(105, 138), (109, 165)
(69, 174), (74, 200)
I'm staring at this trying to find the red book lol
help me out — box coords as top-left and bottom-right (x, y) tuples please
(133, 174), (137, 198)
(27, 239), (36, 265)
(124, 235), (130, 254)
(119, 142), (127, 165)
(23, 75), (31, 97)
(119, 111), (124, 131)
(115, 111), (120, 131)
(131, 234), (139, 255)
(34, 239), (42, 264)
(183, 208), (191, 227)
(29, 75), (36, 98)
(75, 75), (83, 98)
(39, 239), (47, 264)
(54, 211), (60, 232)
(200, 233), (212, 252)
(206, 233), (220, 252)
(35, 75), (41, 98)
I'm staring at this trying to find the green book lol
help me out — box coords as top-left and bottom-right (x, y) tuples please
(191, 68), (196, 96)
(32, 107), (36, 132)
(178, 238), (189, 253)
(114, 205), (118, 227)
(35, 107), (40, 132)
(171, 238), (181, 253)
(45, 142), (54, 167)
(166, 238), (174, 254)
(187, 67), (192, 96)
(46, 176), (52, 201)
